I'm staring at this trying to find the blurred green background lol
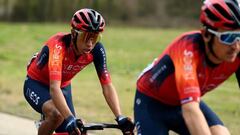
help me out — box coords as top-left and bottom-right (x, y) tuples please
(0, 0), (201, 27)
(0, 0), (239, 134)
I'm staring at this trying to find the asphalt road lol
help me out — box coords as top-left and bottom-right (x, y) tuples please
(0, 112), (37, 135)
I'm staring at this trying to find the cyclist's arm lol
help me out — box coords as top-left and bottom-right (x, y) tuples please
(102, 83), (122, 117)
(48, 43), (73, 119)
(50, 80), (73, 118)
(182, 102), (211, 135)
(236, 67), (240, 88)
(171, 43), (210, 134)
(91, 43), (121, 117)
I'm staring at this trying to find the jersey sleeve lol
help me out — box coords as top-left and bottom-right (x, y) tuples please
(92, 43), (112, 85)
(48, 42), (64, 81)
(170, 39), (201, 104)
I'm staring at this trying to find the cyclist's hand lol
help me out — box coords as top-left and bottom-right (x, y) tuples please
(116, 115), (135, 135)
(65, 115), (81, 135)
(76, 119), (85, 133)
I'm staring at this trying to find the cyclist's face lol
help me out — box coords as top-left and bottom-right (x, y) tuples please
(212, 29), (240, 63)
(75, 30), (100, 54)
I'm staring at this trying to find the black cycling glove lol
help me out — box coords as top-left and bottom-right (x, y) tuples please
(65, 115), (81, 135)
(116, 115), (135, 135)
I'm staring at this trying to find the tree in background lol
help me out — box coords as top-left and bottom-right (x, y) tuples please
(1, 0), (201, 28)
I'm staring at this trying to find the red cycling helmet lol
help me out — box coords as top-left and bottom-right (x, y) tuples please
(71, 8), (105, 32)
(200, 0), (240, 30)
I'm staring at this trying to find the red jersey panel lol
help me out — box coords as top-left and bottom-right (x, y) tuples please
(137, 31), (240, 106)
(27, 33), (111, 88)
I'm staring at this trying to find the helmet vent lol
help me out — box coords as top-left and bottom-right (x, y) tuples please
(88, 12), (95, 23)
(80, 12), (89, 25)
(97, 15), (100, 22)
(214, 4), (233, 20)
(205, 8), (220, 21)
(73, 15), (80, 23)
(230, 0), (239, 5)
(100, 21), (105, 27)
(226, 2), (240, 25)
(91, 9), (96, 16)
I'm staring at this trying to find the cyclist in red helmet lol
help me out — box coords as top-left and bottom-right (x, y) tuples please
(24, 8), (134, 135)
(134, 0), (240, 134)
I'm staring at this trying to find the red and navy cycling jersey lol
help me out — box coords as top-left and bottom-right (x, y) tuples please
(27, 32), (111, 88)
(137, 31), (240, 106)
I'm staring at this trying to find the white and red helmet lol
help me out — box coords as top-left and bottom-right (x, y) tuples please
(200, 0), (240, 30)
(71, 8), (105, 32)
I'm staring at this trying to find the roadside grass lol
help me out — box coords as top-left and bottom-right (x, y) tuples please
(0, 22), (239, 134)
(202, 78), (240, 133)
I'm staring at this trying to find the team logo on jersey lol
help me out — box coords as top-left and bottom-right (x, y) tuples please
(181, 96), (200, 104)
(149, 64), (167, 83)
(136, 98), (141, 105)
(51, 44), (62, 66)
(53, 44), (62, 59)
(26, 88), (40, 105)
(135, 122), (142, 135)
(64, 65), (86, 71)
(183, 86), (199, 94)
(183, 50), (195, 80)
(181, 97), (193, 104)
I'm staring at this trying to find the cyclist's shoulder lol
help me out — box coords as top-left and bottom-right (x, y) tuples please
(94, 42), (105, 49)
(91, 42), (106, 54)
(48, 32), (68, 40)
(167, 30), (204, 55)
(45, 32), (70, 48)
(162, 31), (205, 67)
(174, 30), (203, 45)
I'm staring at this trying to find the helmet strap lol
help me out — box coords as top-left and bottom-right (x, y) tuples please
(71, 29), (80, 55)
(206, 35), (222, 62)
(73, 33), (78, 51)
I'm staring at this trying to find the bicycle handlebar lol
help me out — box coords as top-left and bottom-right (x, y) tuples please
(82, 123), (119, 131)
(52, 122), (120, 135)
(81, 123), (135, 135)
(75, 118), (119, 132)
(37, 116), (122, 135)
